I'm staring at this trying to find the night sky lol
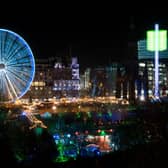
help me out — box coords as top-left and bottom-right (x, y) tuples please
(1, 10), (168, 70)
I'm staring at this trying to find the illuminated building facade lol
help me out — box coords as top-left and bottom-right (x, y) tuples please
(23, 58), (54, 101)
(137, 39), (168, 99)
(23, 57), (80, 101)
(53, 57), (80, 98)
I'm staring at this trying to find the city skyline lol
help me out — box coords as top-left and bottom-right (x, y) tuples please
(1, 14), (168, 69)
(1, 9), (168, 167)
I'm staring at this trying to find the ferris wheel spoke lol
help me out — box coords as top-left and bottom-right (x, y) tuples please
(0, 73), (4, 92)
(6, 61), (32, 66)
(4, 36), (18, 59)
(7, 66), (32, 76)
(7, 66), (33, 75)
(3, 32), (8, 54)
(0, 34), (4, 62)
(6, 75), (25, 96)
(6, 77), (26, 99)
(5, 41), (24, 60)
(6, 45), (27, 62)
(7, 54), (31, 64)
(1, 32), (8, 60)
(6, 70), (31, 86)
(6, 70), (27, 85)
(6, 69), (29, 84)
(0, 74), (12, 101)
(7, 67), (34, 77)
(5, 55), (26, 65)
(4, 71), (18, 99)
(5, 74), (29, 96)
(0, 34), (2, 61)
(11, 69), (32, 80)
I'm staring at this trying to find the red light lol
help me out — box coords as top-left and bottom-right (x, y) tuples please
(75, 131), (79, 135)
(109, 129), (113, 132)
(97, 129), (101, 133)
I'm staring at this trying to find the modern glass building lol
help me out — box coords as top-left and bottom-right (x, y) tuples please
(138, 40), (168, 60)
(137, 39), (168, 99)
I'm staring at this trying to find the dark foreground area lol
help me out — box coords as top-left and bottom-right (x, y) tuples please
(1, 141), (168, 168)
(1, 102), (168, 168)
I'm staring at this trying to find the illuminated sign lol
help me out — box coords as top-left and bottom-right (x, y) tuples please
(147, 30), (167, 51)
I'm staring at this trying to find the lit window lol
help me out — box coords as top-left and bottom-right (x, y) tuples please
(148, 76), (152, 80)
(148, 90), (152, 94)
(139, 63), (145, 67)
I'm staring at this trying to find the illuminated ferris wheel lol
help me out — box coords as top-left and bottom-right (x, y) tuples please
(0, 29), (35, 103)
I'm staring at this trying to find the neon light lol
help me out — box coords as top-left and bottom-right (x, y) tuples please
(159, 30), (167, 50)
(154, 24), (159, 97)
(147, 31), (155, 51)
(147, 29), (167, 51)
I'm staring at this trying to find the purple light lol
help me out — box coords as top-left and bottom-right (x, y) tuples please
(154, 24), (159, 98)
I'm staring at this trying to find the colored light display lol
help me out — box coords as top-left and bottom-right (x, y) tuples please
(146, 24), (167, 97)
(154, 24), (159, 97)
(53, 141), (69, 163)
(100, 130), (106, 136)
(147, 29), (167, 51)
(0, 29), (35, 102)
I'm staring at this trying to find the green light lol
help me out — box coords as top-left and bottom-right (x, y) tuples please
(147, 30), (167, 51)
(15, 153), (24, 161)
(159, 30), (167, 50)
(100, 130), (106, 136)
(98, 112), (102, 117)
(76, 112), (81, 118)
(108, 111), (112, 117)
(87, 112), (91, 118)
(53, 156), (69, 163)
(34, 127), (43, 136)
(53, 141), (69, 163)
